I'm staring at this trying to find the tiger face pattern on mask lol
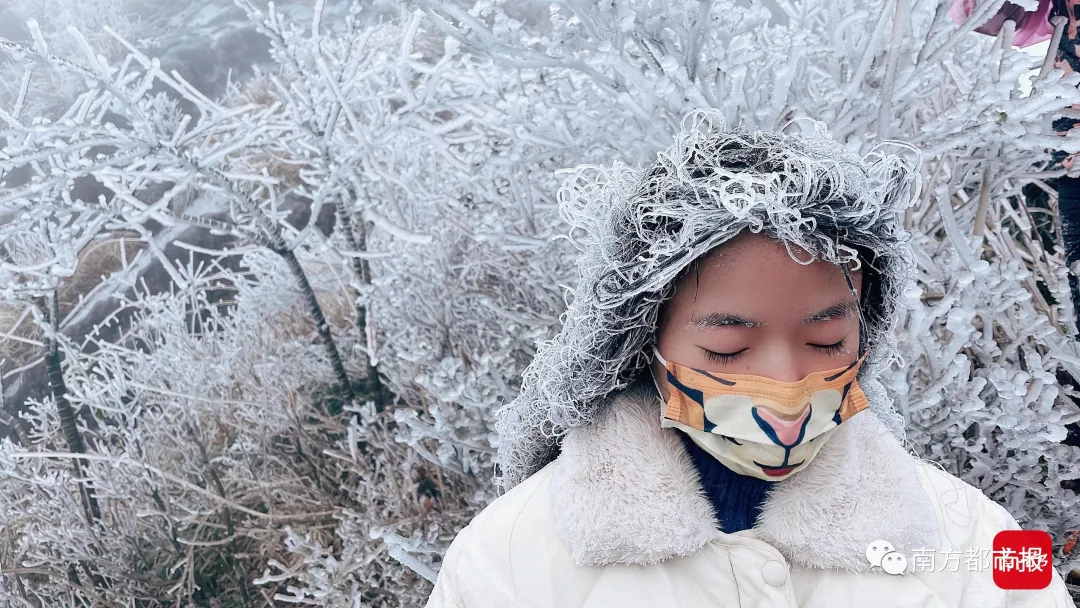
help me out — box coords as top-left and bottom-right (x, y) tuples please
(652, 345), (870, 480)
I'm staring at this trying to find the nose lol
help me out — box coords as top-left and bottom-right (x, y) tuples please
(762, 350), (804, 383)
(754, 404), (811, 447)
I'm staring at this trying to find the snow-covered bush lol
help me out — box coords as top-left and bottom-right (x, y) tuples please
(0, 1), (598, 602)
(0, 248), (474, 604)
(0, 4), (502, 604)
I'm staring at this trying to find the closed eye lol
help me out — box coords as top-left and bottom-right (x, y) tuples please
(810, 339), (849, 356)
(703, 339), (849, 364)
(703, 348), (745, 364)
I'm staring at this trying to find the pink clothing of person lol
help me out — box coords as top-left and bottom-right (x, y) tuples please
(948, 0), (1055, 47)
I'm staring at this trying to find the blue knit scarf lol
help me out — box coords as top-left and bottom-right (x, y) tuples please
(676, 430), (777, 533)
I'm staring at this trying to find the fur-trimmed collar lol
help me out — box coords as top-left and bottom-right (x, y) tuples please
(547, 377), (941, 572)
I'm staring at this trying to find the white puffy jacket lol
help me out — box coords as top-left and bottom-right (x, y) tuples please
(424, 382), (1075, 608)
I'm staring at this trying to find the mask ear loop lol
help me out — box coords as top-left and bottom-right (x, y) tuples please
(652, 344), (667, 366)
(650, 344), (670, 405)
(839, 262), (868, 362)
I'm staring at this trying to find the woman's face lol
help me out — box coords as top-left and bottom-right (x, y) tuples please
(651, 231), (863, 400)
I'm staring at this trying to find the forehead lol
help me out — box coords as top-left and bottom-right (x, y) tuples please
(668, 233), (859, 321)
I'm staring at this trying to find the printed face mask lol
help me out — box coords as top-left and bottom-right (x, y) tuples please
(651, 345), (870, 480)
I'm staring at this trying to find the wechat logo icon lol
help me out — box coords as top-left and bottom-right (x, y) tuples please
(866, 539), (908, 575)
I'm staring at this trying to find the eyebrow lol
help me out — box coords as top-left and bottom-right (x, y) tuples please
(687, 300), (859, 329)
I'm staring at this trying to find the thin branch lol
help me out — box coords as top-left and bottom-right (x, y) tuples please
(10, 451), (340, 523)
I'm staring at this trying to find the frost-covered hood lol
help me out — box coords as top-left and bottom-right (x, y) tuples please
(494, 109), (922, 491)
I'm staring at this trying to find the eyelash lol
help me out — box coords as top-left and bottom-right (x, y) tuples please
(703, 339), (848, 364)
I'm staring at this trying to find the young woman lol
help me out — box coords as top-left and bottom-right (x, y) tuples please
(423, 111), (1075, 607)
